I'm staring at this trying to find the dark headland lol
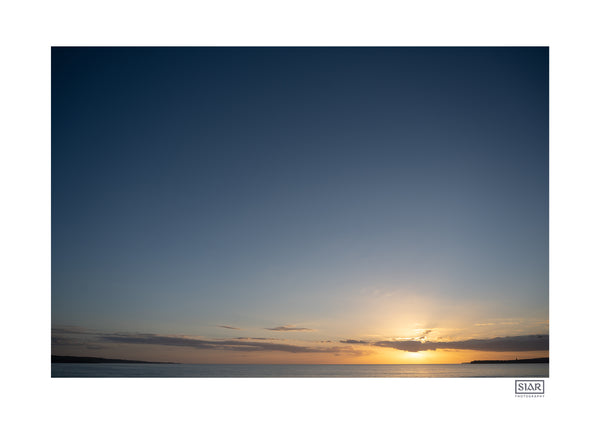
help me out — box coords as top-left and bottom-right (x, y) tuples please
(51, 355), (177, 364)
(466, 357), (548, 364)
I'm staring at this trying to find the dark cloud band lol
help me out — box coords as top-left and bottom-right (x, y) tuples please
(265, 325), (315, 332)
(374, 335), (549, 352)
(99, 334), (344, 354)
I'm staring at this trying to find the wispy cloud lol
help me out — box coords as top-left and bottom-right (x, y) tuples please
(51, 327), (365, 356)
(218, 325), (241, 330)
(99, 333), (355, 354)
(234, 337), (278, 341)
(265, 325), (315, 332)
(52, 326), (96, 335)
(52, 335), (105, 350)
(415, 329), (433, 340)
(374, 335), (549, 352)
(340, 339), (369, 344)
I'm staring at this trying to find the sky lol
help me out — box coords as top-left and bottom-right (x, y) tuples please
(51, 47), (548, 364)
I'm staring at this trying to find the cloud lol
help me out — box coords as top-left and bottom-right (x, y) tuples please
(52, 335), (105, 350)
(98, 333), (356, 354)
(340, 339), (369, 344)
(416, 329), (433, 340)
(234, 337), (278, 341)
(218, 325), (241, 330)
(52, 327), (366, 356)
(52, 336), (84, 346)
(52, 326), (95, 335)
(374, 335), (549, 352)
(265, 325), (315, 332)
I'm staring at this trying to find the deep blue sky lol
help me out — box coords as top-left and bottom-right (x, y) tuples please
(52, 48), (548, 361)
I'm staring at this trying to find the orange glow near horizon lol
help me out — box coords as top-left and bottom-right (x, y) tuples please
(52, 339), (548, 365)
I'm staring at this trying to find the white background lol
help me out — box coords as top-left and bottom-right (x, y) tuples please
(1, 1), (598, 422)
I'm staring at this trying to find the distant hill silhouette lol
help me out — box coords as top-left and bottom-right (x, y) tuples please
(51, 355), (177, 364)
(468, 357), (548, 364)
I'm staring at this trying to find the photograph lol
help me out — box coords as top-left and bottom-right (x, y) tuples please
(51, 46), (549, 378)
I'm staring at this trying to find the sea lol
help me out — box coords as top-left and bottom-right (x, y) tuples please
(51, 363), (549, 378)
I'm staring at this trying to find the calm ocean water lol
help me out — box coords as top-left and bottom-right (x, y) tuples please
(52, 363), (549, 378)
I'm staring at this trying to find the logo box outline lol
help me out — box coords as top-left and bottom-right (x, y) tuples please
(515, 380), (545, 394)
